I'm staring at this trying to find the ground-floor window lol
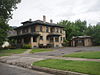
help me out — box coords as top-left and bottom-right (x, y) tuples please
(33, 37), (37, 42)
(40, 36), (43, 40)
(55, 37), (59, 42)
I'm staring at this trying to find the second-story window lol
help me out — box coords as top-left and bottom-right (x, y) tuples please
(22, 28), (28, 33)
(60, 29), (62, 33)
(31, 26), (35, 32)
(40, 36), (43, 40)
(57, 28), (59, 33)
(40, 25), (42, 32)
(46, 26), (49, 32)
(17, 30), (21, 35)
(61, 37), (62, 41)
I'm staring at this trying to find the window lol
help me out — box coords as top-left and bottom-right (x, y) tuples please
(50, 28), (53, 33)
(50, 37), (53, 42)
(47, 36), (49, 40)
(61, 37), (62, 41)
(40, 36), (43, 40)
(40, 25), (42, 32)
(56, 28), (59, 33)
(46, 26), (49, 32)
(22, 28), (28, 33)
(17, 30), (20, 35)
(60, 29), (62, 33)
(55, 37), (59, 42)
(33, 37), (37, 42)
(63, 37), (65, 41)
(31, 26), (35, 32)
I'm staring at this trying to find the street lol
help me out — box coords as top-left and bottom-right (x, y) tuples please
(0, 63), (53, 75)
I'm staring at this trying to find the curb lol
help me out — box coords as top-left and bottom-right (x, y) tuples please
(0, 59), (88, 75)
(31, 66), (89, 75)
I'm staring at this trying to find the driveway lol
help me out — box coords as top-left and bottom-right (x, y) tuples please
(33, 46), (100, 56)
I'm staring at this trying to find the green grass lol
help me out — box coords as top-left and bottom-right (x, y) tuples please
(0, 49), (27, 57)
(33, 59), (100, 75)
(30, 49), (53, 53)
(63, 51), (100, 59)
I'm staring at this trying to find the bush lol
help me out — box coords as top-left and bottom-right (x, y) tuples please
(22, 44), (31, 49)
(62, 40), (69, 47)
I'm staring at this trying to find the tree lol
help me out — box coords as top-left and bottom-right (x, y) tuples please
(0, 17), (9, 45)
(0, 0), (21, 20)
(86, 24), (100, 45)
(0, 0), (21, 46)
(58, 20), (87, 41)
(74, 20), (87, 35)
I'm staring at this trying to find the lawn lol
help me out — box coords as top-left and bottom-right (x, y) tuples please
(63, 51), (100, 59)
(0, 49), (27, 57)
(30, 49), (53, 53)
(33, 59), (100, 75)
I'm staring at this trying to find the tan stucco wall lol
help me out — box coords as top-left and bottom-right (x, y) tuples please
(17, 25), (66, 48)
(84, 38), (92, 46)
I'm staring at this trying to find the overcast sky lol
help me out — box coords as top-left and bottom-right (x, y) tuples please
(8, 0), (100, 26)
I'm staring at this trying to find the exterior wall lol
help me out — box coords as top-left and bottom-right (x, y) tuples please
(84, 38), (92, 46)
(71, 38), (92, 47)
(15, 24), (66, 48)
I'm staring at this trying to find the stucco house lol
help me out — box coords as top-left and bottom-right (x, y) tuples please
(71, 36), (92, 47)
(9, 16), (66, 48)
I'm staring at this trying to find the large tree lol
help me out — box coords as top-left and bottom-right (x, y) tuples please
(0, 0), (21, 20)
(86, 24), (100, 45)
(0, 0), (21, 46)
(58, 20), (87, 41)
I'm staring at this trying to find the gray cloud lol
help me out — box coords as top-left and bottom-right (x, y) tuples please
(8, 0), (100, 26)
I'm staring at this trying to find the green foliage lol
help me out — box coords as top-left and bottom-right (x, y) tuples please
(22, 44), (31, 49)
(0, 17), (10, 45)
(58, 20), (87, 41)
(0, 0), (21, 46)
(62, 40), (69, 47)
(33, 59), (100, 75)
(86, 24), (100, 45)
(63, 51), (100, 59)
(0, 0), (21, 20)
(58, 19), (100, 46)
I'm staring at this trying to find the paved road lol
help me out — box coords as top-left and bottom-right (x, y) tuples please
(0, 63), (53, 75)
(33, 46), (100, 56)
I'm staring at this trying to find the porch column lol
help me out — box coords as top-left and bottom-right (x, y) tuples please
(30, 37), (33, 48)
(53, 37), (56, 47)
(72, 40), (75, 47)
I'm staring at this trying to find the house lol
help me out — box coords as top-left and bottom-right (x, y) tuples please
(71, 36), (92, 47)
(9, 16), (66, 48)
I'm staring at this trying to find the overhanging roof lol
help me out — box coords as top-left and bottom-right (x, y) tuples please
(14, 20), (64, 30)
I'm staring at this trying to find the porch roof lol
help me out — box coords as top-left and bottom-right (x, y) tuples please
(8, 33), (40, 39)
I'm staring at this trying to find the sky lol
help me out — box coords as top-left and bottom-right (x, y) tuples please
(8, 0), (100, 26)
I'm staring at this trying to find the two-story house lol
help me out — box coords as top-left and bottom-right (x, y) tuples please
(9, 16), (66, 48)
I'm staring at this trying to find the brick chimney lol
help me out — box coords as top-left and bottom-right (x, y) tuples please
(43, 15), (46, 22)
(50, 19), (53, 23)
(29, 18), (32, 21)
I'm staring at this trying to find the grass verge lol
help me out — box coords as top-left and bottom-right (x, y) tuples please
(0, 49), (27, 57)
(63, 51), (100, 59)
(30, 49), (53, 53)
(33, 59), (100, 75)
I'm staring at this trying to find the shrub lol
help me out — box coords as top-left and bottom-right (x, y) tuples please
(62, 40), (69, 47)
(22, 44), (31, 49)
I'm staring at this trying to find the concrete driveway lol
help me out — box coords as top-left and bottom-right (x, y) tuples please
(33, 46), (100, 56)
